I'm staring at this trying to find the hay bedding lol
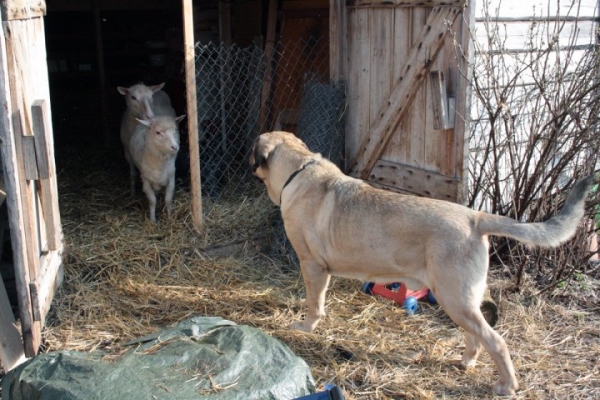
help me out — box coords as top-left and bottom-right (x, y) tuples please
(2, 145), (599, 400)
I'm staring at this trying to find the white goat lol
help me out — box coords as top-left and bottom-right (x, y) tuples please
(128, 115), (186, 222)
(117, 82), (176, 196)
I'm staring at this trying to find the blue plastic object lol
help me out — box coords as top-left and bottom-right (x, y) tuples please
(402, 296), (418, 315)
(427, 290), (437, 305)
(361, 282), (374, 295)
(294, 384), (345, 400)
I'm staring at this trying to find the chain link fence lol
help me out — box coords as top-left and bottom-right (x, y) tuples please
(190, 37), (345, 263)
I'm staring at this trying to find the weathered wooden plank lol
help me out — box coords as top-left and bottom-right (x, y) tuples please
(0, 272), (27, 371)
(474, 0), (598, 20)
(29, 249), (63, 322)
(19, 133), (39, 181)
(423, 24), (451, 176)
(348, 6), (462, 179)
(329, 0), (347, 83)
(345, 7), (372, 166)
(369, 8), (393, 125)
(31, 99), (61, 251)
(30, 100), (49, 178)
(0, 19), (39, 359)
(437, 14), (460, 178)
(348, 0), (466, 7)
(2, 17), (47, 358)
(258, 0), (277, 131)
(405, 7), (428, 171)
(1, 0), (46, 21)
(182, 0), (203, 232)
(453, 1), (473, 204)
(370, 159), (459, 200)
(474, 20), (596, 53)
(384, 7), (411, 165)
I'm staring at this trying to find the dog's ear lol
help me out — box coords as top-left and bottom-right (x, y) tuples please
(251, 136), (277, 173)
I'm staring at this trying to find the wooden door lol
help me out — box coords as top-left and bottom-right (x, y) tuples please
(0, 0), (63, 363)
(333, 0), (471, 203)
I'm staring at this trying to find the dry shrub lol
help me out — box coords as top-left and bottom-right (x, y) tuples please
(466, 4), (600, 290)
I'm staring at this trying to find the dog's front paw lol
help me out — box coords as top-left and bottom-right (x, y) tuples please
(289, 320), (312, 333)
(493, 380), (518, 396)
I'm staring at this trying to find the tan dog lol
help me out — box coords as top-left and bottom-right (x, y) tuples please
(250, 131), (597, 396)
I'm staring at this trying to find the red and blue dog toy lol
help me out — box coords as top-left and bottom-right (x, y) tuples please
(361, 282), (436, 315)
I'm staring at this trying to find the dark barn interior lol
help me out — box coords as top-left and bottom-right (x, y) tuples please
(44, 1), (188, 152)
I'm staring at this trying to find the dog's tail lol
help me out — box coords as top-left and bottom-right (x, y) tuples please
(477, 172), (599, 247)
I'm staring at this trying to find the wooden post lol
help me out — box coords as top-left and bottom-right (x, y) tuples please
(93, 0), (110, 146)
(258, 0), (278, 132)
(182, 0), (203, 231)
(219, 0), (232, 46)
(329, 0), (346, 85)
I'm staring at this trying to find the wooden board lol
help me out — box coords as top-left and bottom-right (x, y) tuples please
(1, 0), (46, 21)
(31, 99), (61, 251)
(348, 0), (466, 7)
(370, 159), (460, 200)
(0, 272), (27, 371)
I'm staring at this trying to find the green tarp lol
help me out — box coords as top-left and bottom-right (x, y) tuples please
(2, 317), (315, 400)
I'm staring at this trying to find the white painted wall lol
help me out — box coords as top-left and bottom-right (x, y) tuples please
(468, 0), (598, 211)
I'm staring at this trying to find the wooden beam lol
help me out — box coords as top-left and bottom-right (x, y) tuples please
(182, 0), (203, 232)
(30, 100), (49, 178)
(329, 0), (346, 84)
(29, 249), (63, 322)
(93, 0), (110, 146)
(1, 0), (46, 21)
(347, 6), (462, 179)
(31, 99), (62, 251)
(347, 0), (466, 7)
(219, 0), (232, 45)
(370, 160), (460, 200)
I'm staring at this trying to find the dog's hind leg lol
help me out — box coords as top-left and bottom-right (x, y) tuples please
(462, 331), (482, 367)
(290, 259), (331, 333)
(435, 289), (518, 396)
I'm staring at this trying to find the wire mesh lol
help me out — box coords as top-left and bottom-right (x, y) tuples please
(190, 37), (345, 263)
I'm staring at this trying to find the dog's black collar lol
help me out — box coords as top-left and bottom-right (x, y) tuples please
(280, 159), (318, 205)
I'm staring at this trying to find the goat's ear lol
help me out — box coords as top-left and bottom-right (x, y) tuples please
(117, 87), (128, 96)
(251, 136), (276, 172)
(150, 82), (165, 93)
(136, 118), (152, 127)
